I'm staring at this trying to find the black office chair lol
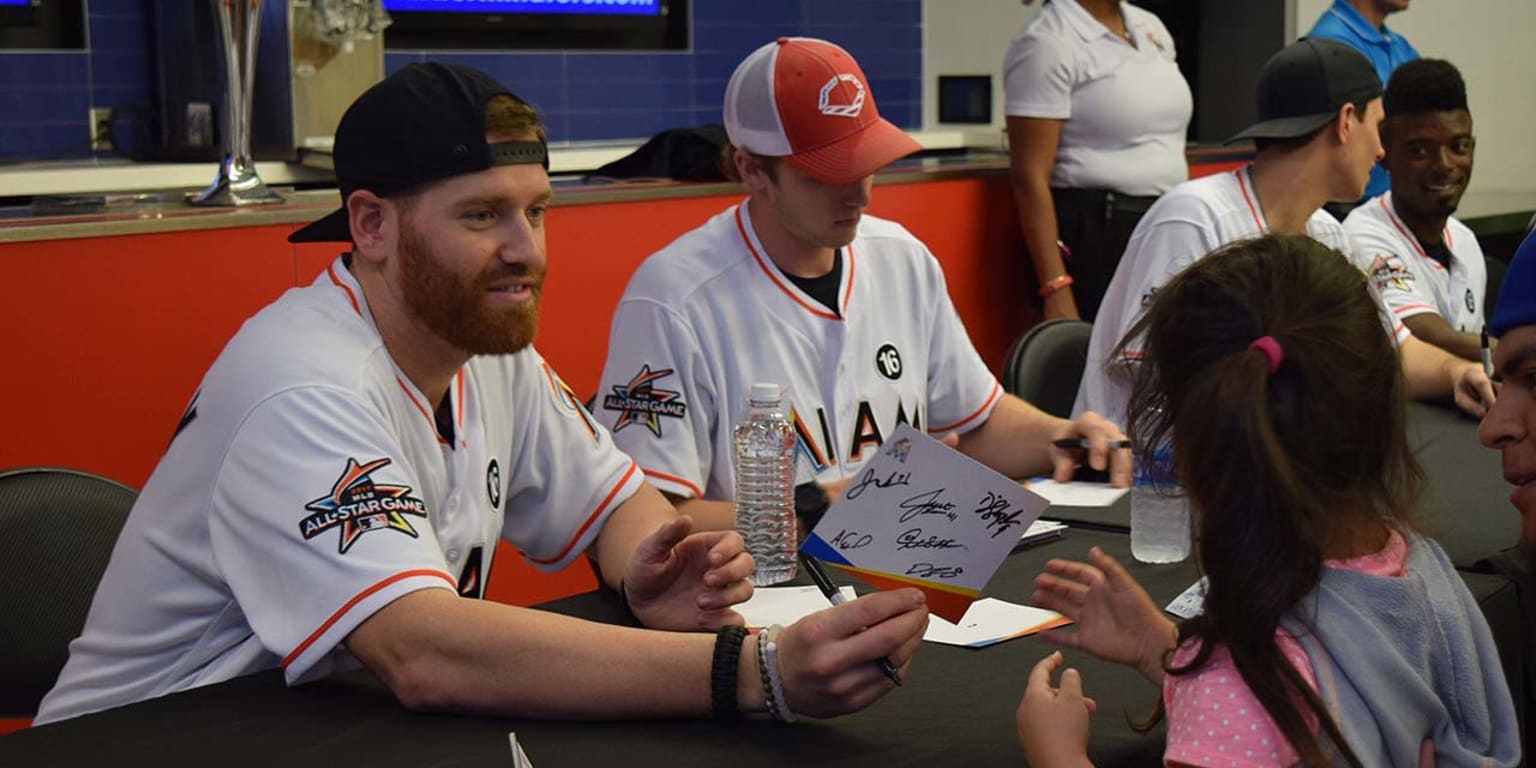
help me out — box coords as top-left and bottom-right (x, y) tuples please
(1001, 319), (1093, 419)
(0, 467), (136, 717)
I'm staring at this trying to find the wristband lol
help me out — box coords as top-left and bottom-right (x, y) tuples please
(711, 625), (748, 721)
(756, 625), (782, 722)
(762, 625), (796, 722)
(1039, 273), (1075, 298)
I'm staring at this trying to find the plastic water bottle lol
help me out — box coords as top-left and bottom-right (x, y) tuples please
(734, 383), (798, 586)
(1130, 440), (1191, 564)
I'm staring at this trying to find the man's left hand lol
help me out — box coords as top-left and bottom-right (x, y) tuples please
(623, 516), (755, 631)
(1050, 411), (1132, 487)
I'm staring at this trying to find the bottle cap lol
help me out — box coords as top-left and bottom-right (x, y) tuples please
(749, 382), (781, 403)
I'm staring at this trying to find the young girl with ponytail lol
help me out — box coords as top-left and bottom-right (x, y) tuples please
(1015, 234), (1519, 767)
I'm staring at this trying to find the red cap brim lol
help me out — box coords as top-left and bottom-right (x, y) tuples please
(784, 117), (922, 184)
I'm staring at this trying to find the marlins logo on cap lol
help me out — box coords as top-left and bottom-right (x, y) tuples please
(723, 37), (921, 184)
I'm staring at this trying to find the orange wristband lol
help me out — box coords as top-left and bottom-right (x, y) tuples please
(1039, 274), (1074, 297)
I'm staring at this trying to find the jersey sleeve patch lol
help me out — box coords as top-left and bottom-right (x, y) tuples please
(541, 362), (601, 443)
(1367, 254), (1416, 293)
(300, 457), (429, 554)
(602, 364), (688, 437)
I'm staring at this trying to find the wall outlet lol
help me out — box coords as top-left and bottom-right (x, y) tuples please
(89, 107), (113, 152)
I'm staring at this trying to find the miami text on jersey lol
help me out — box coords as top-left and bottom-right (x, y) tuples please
(793, 399), (924, 475)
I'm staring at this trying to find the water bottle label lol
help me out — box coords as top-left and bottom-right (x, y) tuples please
(1133, 445), (1178, 488)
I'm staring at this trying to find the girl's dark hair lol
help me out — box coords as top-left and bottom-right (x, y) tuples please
(1116, 234), (1424, 767)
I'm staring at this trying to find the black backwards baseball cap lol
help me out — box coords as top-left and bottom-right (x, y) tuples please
(289, 62), (549, 244)
(1227, 38), (1383, 144)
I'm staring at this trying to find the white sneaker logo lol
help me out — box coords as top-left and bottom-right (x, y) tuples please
(818, 73), (866, 118)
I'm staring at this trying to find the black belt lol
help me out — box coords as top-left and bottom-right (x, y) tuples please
(1051, 188), (1158, 217)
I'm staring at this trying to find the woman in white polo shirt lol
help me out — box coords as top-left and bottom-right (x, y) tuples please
(1003, 0), (1192, 321)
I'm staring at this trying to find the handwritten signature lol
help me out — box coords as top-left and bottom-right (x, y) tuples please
(844, 467), (912, 501)
(906, 562), (965, 579)
(975, 491), (1025, 539)
(830, 529), (873, 550)
(897, 489), (958, 523)
(896, 527), (967, 551)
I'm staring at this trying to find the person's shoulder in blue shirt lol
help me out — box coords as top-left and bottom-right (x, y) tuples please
(1308, 0), (1419, 87)
(1308, 0), (1419, 201)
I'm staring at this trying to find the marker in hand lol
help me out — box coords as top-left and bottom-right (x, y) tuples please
(799, 553), (904, 686)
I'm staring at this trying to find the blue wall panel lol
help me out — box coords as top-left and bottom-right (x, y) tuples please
(0, 0), (923, 162)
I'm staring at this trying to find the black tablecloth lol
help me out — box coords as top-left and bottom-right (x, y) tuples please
(1, 527), (1521, 767)
(1043, 402), (1520, 569)
(0, 530), (1180, 767)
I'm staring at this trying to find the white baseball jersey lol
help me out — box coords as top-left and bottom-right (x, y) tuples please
(37, 256), (641, 724)
(1074, 167), (1409, 427)
(1345, 192), (1486, 333)
(594, 202), (1001, 501)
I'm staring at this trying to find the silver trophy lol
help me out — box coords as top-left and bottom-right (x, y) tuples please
(191, 0), (283, 206)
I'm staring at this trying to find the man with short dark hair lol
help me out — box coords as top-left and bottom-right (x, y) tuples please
(38, 62), (929, 725)
(1308, 0), (1420, 201)
(1347, 59), (1484, 361)
(1076, 39), (1493, 427)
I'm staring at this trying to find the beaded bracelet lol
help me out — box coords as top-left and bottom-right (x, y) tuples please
(761, 624), (796, 723)
(711, 625), (748, 722)
(755, 626), (782, 722)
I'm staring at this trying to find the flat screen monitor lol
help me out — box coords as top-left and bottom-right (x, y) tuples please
(383, 0), (686, 50)
(0, 0), (40, 26)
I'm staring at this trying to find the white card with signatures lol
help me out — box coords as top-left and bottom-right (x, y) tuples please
(801, 424), (1051, 622)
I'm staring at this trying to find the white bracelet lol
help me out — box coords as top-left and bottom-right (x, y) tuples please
(762, 624), (796, 723)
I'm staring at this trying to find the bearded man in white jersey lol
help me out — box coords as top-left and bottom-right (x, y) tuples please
(595, 37), (1132, 535)
(1075, 38), (1494, 427)
(38, 63), (929, 726)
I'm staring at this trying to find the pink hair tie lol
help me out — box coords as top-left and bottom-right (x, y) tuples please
(1250, 335), (1284, 374)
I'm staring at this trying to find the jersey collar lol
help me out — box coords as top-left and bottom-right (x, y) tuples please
(1235, 166), (1268, 233)
(1381, 192), (1455, 266)
(321, 254), (466, 447)
(734, 201), (857, 322)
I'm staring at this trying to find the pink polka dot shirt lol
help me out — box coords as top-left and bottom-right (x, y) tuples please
(1162, 529), (1408, 767)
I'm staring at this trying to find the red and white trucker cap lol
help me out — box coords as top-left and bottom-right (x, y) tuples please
(723, 37), (922, 184)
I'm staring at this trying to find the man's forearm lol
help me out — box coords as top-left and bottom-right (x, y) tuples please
(1403, 315), (1482, 361)
(671, 495), (738, 533)
(589, 482), (681, 590)
(347, 588), (765, 719)
(1400, 333), (1466, 399)
(954, 394), (1063, 479)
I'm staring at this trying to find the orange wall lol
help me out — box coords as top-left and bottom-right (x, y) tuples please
(0, 174), (1030, 607)
(5, 153), (1255, 611)
(1, 163), (1245, 607)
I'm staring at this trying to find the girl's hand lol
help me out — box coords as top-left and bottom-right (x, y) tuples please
(1032, 547), (1178, 685)
(1017, 651), (1097, 768)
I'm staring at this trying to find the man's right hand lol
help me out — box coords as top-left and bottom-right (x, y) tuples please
(773, 588), (928, 718)
(1451, 360), (1496, 418)
(1031, 547), (1177, 685)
